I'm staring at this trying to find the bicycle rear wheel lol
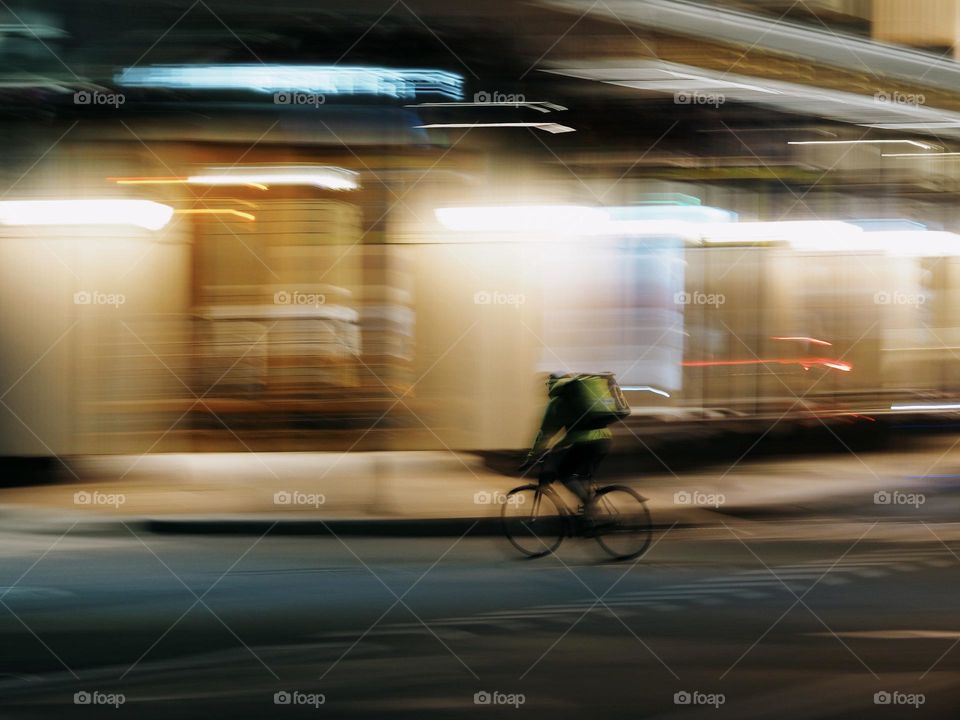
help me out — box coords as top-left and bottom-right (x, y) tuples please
(588, 485), (653, 560)
(501, 484), (565, 558)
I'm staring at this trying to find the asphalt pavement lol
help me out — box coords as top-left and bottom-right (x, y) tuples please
(0, 516), (958, 718)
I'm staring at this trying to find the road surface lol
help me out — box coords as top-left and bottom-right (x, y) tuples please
(0, 517), (957, 718)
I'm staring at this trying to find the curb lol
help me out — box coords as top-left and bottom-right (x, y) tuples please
(133, 517), (692, 537)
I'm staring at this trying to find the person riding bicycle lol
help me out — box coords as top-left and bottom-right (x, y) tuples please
(521, 372), (629, 510)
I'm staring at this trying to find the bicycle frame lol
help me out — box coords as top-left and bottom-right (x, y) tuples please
(533, 449), (599, 506)
(504, 453), (653, 559)
(533, 448), (648, 521)
(530, 462), (595, 539)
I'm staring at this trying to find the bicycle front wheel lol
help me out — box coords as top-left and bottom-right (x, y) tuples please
(501, 484), (565, 558)
(588, 485), (653, 561)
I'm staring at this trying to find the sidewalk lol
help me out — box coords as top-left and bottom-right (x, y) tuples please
(0, 450), (710, 534)
(0, 436), (959, 535)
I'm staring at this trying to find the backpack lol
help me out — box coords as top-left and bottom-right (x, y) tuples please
(551, 373), (631, 429)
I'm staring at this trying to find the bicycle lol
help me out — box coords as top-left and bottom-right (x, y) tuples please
(500, 451), (653, 560)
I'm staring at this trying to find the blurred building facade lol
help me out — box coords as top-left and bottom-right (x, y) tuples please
(4, 0), (960, 457)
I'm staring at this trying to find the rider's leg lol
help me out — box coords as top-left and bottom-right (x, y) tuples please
(565, 473), (592, 504)
(558, 440), (610, 508)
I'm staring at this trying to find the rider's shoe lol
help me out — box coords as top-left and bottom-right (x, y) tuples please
(576, 504), (600, 535)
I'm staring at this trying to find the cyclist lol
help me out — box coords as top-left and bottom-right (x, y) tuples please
(521, 372), (627, 510)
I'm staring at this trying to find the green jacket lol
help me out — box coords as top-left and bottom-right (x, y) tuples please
(531, 377), (613, 452)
